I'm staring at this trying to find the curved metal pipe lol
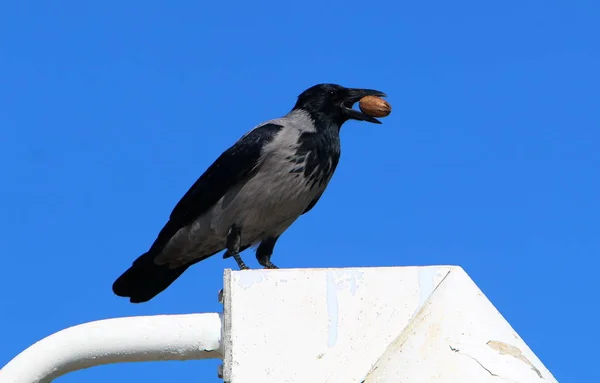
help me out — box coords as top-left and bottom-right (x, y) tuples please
(0, 313), (222, 383)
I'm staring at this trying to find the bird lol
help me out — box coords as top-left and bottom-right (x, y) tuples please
(112, 83), (387, 303)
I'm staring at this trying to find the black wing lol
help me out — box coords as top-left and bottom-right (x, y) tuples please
(148, 124), (283, 253)
(113, 123), (283, 302)
(147, 123), (283, 253)
(170, 123), (283, 224)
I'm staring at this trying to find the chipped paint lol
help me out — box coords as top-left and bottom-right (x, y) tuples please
(325, 270), (364, 348)
(235, 271), (264, 289)
(223, 266), (557, 382)
(411, 267), (449, 318)
(417, 267), (437, 309)
(487, 340), (543, 379)
(333, 269), (363, 295)
(349, 273), (357, 295)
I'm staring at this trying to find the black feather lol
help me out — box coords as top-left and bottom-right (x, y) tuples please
(112, 251), (193, 303)
(296, 129), (340, 189)
(169, 123), (284, 227)
(112, 123), (283, 302)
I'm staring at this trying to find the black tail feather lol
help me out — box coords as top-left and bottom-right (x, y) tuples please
(112, 251), (191, 303)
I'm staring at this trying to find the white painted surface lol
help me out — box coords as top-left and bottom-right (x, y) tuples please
(221, 266), (453, 383)
(363, 267), (557, 382)
(1, 266), (557, 383)
(221, 266), (557, 383)
(0, 314), (222, 383)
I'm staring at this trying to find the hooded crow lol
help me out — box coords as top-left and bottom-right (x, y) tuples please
(112, 83), (387, 303)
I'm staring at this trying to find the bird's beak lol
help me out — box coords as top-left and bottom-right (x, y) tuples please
(342, 88), (388, 124)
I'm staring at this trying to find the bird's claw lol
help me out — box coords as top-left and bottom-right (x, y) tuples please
(230, 252), (249, 270)
(238, 263), (250, 270)
(262, 262), (279, 269)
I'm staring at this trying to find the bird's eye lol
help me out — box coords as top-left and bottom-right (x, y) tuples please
(329, 90), (337, 97)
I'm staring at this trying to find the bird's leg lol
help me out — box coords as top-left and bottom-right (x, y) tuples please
(226, 224), (249, 270)
(256, 236), (279, 269)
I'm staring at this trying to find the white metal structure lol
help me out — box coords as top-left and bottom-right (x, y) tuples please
(0, 314), (222, 383)
(0, 266), (558, 382)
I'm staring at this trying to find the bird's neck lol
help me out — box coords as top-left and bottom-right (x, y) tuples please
(287, 108), (342, 134)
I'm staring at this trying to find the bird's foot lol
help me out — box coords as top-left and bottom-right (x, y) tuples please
(225, 224), (249, 270)
(256, 236), (279, 270)
(232, 252), (250, 270)
(259, 260), (279, 269)
(238, 263), (250, 271)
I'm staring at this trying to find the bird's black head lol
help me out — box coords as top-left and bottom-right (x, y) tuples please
(293, 83), (387, 127)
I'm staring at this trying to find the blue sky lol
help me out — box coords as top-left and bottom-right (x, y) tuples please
(1, 0), (598, 381)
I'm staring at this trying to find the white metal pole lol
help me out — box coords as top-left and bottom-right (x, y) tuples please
(0, 313), (222, 383)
